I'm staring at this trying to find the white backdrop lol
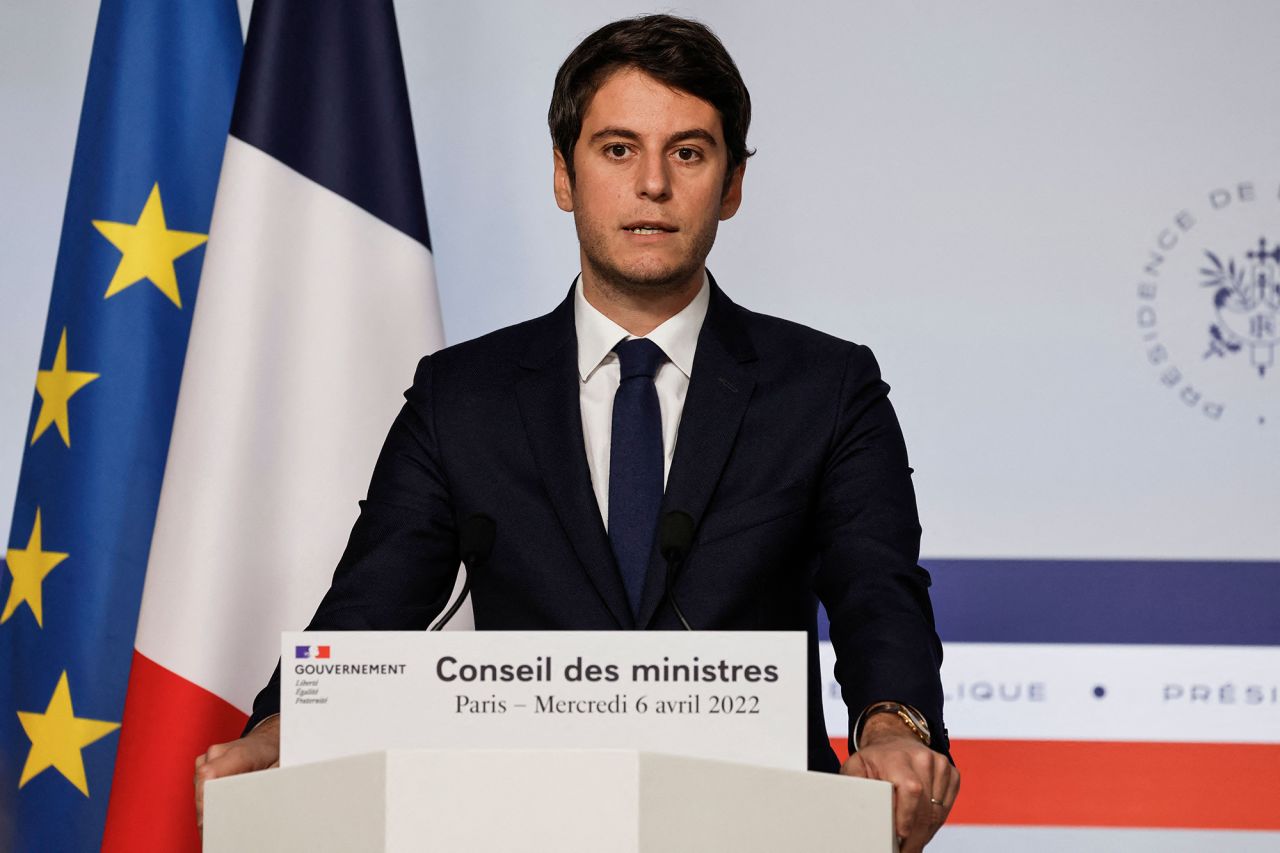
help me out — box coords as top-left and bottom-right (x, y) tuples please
(3, 2), (1277, 850)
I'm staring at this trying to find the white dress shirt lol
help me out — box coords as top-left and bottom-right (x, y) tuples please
(575, 273), (710, 529)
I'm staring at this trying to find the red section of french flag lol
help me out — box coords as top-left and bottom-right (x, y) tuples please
(831, 737), (1280, 830)
(316, 645), (330, 659)
(101, 652), (248, 852)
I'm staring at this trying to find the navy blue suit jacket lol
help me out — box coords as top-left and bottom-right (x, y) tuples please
(248, 279), (949, 771)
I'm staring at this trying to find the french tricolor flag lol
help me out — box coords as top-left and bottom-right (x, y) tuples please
(101, 2), (445, 849)
(295, 646), (330, 660)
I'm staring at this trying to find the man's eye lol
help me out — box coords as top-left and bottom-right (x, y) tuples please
(608, 144), (628, 158)
(675, 147), (698, 161)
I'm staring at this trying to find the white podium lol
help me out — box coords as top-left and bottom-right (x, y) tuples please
(204, 749), (893, 852)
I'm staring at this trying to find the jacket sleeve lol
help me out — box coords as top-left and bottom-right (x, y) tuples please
(810, 343), (949, 759)
(244, 354), (461, 732)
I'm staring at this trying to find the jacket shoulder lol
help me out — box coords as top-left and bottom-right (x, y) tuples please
(732, 302), (875, 370)
(411, 300), (566, 386)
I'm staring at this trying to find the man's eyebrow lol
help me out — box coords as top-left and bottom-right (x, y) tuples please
(589, 127), (640, 144)
(666, 128), (718, 147)
(587, 127), (720, 147)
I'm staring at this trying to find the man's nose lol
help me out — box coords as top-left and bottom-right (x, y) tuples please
(635, 150), (671, 201)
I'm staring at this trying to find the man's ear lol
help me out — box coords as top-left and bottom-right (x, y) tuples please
(553, 149), (574, 212)
(719, 162), (745, 221)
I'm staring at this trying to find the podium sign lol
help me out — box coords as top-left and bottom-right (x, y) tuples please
(281, 631), (806, 770)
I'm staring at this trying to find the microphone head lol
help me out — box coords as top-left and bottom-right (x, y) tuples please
(459, 514), (496, 567)
(659, 511), (695, 561)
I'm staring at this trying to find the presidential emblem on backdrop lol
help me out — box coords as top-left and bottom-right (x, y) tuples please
(1201, 239), (1280, 377)
(1133, 181), (1278, 428)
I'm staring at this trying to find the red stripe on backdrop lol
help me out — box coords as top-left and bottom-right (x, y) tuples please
(102, 651), (249, 852)
(830, 737), (1280, 830)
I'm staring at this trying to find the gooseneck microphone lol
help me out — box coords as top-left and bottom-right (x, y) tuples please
(429, 513), (496, 631)
(659, 511), (695, 631)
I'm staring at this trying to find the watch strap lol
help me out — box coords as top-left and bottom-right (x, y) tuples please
(853, 701), (932, 750)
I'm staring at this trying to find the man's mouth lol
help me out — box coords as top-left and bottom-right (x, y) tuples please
(622, 222), (677, 235)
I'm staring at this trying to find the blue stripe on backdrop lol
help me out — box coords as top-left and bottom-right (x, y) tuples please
(229, 0), (432, 248)
(817, 560), (1280, 646)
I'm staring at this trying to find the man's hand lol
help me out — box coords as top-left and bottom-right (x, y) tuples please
(840, 713), (959, 852)
(194, 715), (281, 829)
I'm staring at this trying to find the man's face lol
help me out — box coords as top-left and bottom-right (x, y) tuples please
(554, 67), (744, 296)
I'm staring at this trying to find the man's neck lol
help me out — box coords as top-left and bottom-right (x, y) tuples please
(580, 268), (704, 337)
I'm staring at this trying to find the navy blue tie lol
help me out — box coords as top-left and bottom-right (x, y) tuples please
(608, 338), (666, 618)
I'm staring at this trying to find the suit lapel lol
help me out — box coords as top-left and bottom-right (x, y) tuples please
(515, 288), (634, 628)
(637, 280), (757, 628)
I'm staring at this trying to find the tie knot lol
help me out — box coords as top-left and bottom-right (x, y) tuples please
(613, 338), (666, 380)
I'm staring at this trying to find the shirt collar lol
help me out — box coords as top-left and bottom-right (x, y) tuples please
(574, 271), (710, 382)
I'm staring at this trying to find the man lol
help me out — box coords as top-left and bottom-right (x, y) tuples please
(196, 14), (958, 850)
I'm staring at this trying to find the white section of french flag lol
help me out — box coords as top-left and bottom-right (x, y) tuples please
(137, 137), (446, 707)
(101, 135), (450, 850)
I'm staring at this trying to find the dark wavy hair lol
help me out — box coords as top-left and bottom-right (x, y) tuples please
(549, 14), (754, 188)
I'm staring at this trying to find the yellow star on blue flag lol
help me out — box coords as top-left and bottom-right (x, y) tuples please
(17, 672), (120, 797)
(2, 509), (69, 628)
(30, 328), (99, 447)
(93, 183), (208, 308)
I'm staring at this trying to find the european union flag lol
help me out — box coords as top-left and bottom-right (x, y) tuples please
(0, 2), (241, 849)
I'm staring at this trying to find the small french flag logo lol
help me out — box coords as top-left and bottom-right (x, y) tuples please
(295, 645), (331, 659)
